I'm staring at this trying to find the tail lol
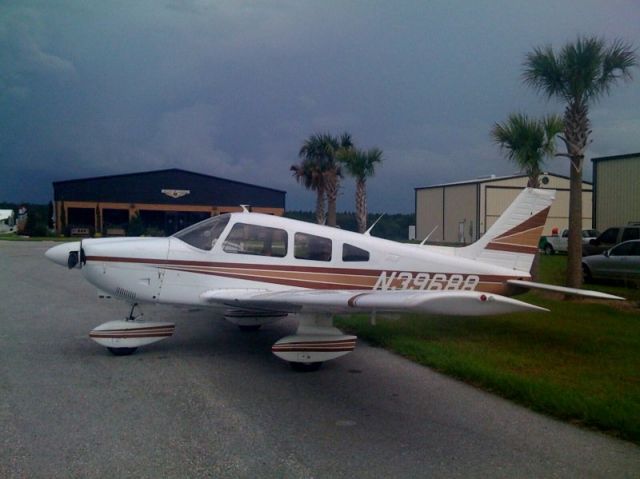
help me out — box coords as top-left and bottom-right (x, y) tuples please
(456, 188), (555, 272)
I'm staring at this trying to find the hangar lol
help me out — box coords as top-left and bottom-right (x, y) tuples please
(53, 168), (286, 236)
(415, 173), (592, 244)
(591, 152), (640, 231)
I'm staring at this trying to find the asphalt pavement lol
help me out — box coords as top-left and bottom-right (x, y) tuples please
(1, 241), (639, 478)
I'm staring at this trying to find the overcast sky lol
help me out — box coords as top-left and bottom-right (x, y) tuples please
(1, 1), (638, 212)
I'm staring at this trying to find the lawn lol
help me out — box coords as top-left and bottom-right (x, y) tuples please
(336, 255), (640, 443)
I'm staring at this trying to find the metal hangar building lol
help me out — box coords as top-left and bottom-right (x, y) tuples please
(53, 168), (286, 236)
(415, 173), (593, 244)
(591, 152), (640, 231)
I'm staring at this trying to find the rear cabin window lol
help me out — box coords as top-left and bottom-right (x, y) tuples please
(342, 243), (370, 262)
(223, 223), (288, 257)
(173, 214), (230, 251)
(294, 233), (332, 261)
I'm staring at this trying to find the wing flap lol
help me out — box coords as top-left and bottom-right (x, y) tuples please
(507, 280), (625, 300)
(200, 289), (548, 315)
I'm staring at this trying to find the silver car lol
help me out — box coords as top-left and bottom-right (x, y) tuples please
(582, 240), (640, 283)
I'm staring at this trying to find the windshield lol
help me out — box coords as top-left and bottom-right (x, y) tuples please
(173, 214), (230, 250)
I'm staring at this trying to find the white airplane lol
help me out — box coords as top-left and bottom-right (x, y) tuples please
(45, 188), (622, 370)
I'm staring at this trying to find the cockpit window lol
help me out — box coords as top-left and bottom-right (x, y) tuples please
(223, 223), (288, 257)
(342, 243), (370, 262)
(173, 214), (230, 251)
(294, 233), (332, 261)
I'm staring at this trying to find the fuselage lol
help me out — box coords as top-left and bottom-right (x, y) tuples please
(47, 212), (530, 307)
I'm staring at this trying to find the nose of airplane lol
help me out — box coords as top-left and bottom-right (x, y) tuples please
(45, 241), (81, 268)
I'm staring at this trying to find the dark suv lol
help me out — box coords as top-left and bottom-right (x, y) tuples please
(582, 224), (640, 256)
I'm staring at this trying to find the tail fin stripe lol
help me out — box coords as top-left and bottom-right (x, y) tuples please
(490, 226), (545, 245)
(493, 207), (550, 240)
(485, 243), (539, 254)
(455, 188), (555, 273)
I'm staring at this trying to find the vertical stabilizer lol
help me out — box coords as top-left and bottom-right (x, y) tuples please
(456, 188), (555, 272)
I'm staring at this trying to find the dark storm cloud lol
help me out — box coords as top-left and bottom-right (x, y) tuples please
(1, 1), (639, 211)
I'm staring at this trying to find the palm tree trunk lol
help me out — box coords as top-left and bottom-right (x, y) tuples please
(567, 161), (583, 288)
(564, 100), (589, 289)
(325, 174), (338, 227)
(315, 188), (326, 225)
(355, 178), (367, 233)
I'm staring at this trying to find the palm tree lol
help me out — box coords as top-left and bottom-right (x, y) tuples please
(339, 147), (383, 233)
(523, 36), (636, 288)
(491, 113), (563, 187)
(293, 132), (353, 226)
(291, 158), (326, 224)
(322, 132), (353, 227)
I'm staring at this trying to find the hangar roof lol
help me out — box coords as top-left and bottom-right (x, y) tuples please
(415, 172), (592, 190)
(591, 152), (640, 163)
(53, 168), (286, 208)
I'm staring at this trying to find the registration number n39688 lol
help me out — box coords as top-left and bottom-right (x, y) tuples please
(373, 271), (480, 291)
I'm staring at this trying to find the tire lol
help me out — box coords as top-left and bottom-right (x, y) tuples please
(290, 361), (323, 372)
(238, 324), (262, 332)
(582, 264), (592, 283)
(544, 244), (554, 255)
(107, 347), (138, 356)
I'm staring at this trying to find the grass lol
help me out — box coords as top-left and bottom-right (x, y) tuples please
(336, 255), (640, 443)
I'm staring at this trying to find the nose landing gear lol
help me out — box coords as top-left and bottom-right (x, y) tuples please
(89, 303), (175, 356)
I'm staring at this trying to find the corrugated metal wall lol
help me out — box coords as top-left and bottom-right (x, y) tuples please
(595, 156), (640, 230)
(416, 187), (444, 241)
(416, 174), (593, 244)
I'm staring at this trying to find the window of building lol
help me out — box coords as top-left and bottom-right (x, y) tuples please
(294, 233), (332, 261)
(173, 215), (230, 251)
(342, 243), (370, 262)
(223, 223), (288, 257)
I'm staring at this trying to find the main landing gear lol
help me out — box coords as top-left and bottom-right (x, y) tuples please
(89, 303), (175, 356)
(271, 314), (357, 372)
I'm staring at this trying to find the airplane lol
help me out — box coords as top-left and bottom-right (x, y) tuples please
(45, 188), (623, 371)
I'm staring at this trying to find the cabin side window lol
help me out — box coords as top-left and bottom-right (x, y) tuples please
(173, 214), (230, 251)
(294, 233), (332, 261)
(342, 243), (370, 262)
(222, 223), (288, 257)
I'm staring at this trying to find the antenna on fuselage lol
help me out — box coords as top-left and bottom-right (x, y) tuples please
(419, 225), (438, 245)
(364, 214), (385, 236)
(240, 205), (251, 213)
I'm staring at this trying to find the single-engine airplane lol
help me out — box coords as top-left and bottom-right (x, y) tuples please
(45, 188), (622, 370)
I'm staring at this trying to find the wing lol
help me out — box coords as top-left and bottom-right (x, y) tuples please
(506, 280), (625, 300)
(200, 288), (548, 315)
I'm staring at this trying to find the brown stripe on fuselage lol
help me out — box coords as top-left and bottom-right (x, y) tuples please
(85, 256), (522, 293)
(163, 265), (379, 289)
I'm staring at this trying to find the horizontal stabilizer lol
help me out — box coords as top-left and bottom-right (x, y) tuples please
(506, 280), (625, 300)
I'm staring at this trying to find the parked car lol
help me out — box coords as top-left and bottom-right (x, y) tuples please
(582, 239), (640, 284)
(539, 228), (599, 255)
(582, 224), (640, 256)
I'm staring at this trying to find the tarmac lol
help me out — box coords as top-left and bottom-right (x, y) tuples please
(1, 240), (639, 478)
